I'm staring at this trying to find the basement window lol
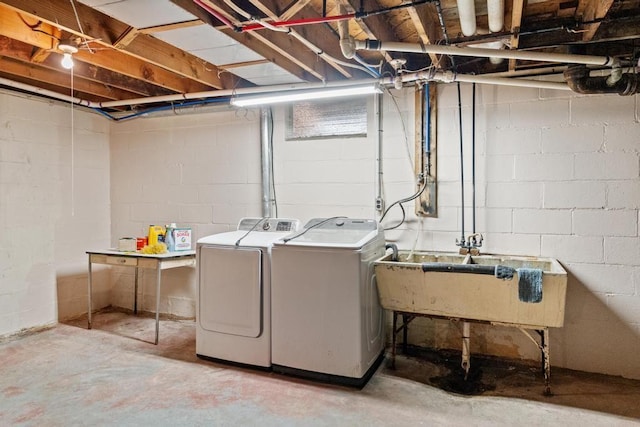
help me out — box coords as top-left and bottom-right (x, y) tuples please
(285, 98), (368, 140)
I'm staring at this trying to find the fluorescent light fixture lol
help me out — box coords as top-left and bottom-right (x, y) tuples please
(231, 85), (381, 107)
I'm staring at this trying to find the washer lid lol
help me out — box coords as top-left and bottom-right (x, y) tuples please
(275, 218), (381, 248)
(197, 217), (299, 248)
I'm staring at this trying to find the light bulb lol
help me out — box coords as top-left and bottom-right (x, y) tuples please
(61, 53), (74, 69)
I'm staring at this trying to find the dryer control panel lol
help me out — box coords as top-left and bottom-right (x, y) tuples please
(238, 218), (299, 233)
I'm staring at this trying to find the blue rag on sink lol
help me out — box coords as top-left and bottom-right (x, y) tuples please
(517, 268), (543, 303)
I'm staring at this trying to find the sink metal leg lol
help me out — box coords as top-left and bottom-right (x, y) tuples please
(539, 328), (552, 396)
(87, 257), (93, 329)
(402, 314), (409, 354)
(391, 311), (398, 369)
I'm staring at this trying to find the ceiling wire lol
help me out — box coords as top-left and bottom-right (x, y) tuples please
(70, 67), (75, 217)
(69, 0), (94, 53)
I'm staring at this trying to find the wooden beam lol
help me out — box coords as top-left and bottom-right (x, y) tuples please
(509, 0), (526, 71)
(575, 0), (615, 41)
(0, 56), (137, 101)
(247, 0), (360, 78)
(72, 48), (213, 94)
(1, 0), (224, 89)
(406, 4), (442, 66)
(0, 35), (174, 97)
(280, 0), (313, 20)
(138, 19), (203, 34)
(0, 7), (57, 49)
(113, 26), (139, 49)
(172, 0), (342, 82)
(0, 70), (114, 103)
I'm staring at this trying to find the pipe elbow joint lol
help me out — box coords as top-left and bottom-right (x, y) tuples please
(339, 36), (357, 59)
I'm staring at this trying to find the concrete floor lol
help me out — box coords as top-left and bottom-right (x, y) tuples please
(1, 310), (639, 426)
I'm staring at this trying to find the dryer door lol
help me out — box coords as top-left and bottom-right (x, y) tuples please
(199, 245), (262, 337)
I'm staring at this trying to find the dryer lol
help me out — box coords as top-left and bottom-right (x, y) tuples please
(270, 217), (385, 387)
(196, 217), (298, 368)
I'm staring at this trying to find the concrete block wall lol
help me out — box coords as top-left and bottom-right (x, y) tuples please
(106, 88), (640, 379)
(377, 85), (640, 379)
(0, 92), (111, 336)
(109, 108), (262, 317)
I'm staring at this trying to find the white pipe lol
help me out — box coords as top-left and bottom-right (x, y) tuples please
(487, 0), (504, 33)
(461, 321), (471, 379)
(469, 40), (505, 65)
(356, 40), (618, 67)
(260, 108), (274, 217)
(456, 0), (477, 37)
(0, 67), (569, 117)
(403, 70), (571, 91)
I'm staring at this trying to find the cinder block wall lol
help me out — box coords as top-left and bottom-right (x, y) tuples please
(106, 86), (639, 379)
(356, 85), (639, 380)
(0, 92), (111, 335)
(109, 108), (263, 318)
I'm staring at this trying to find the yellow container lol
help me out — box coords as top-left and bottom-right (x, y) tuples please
(148, 225), (165, 246)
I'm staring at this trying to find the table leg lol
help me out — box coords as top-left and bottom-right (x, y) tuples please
(154, 265), (161, 345)
(87, 256), (93, 329)
(134, 267), (139, 315)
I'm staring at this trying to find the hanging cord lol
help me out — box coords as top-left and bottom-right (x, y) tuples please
(235, 217), (268, 246)
(69, 0), (94, 53)
(70, 68), (75, 217)
(380, 178), (428, 224)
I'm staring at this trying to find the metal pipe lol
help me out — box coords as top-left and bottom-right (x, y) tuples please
(355, 40), (618, 67)
(375, 92), (385, 213)
(260, 108), (274, 217)
(564, 65), (640, 96)
(241, 13), (356, 32)
(457, 83), (466, 247)
(471, 83), (476, 234)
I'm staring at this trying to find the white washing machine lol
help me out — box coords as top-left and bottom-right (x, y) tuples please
(196, 217), (298, 368)
(270, 217), (386, 387)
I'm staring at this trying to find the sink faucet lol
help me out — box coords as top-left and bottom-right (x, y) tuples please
(457, 233), (483, 255)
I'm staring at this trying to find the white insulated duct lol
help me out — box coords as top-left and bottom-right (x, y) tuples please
(487, 0), (505, 33)
(457, 0), (477, 36)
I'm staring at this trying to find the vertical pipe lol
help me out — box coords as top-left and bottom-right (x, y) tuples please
(261, 108), (274, 217)
(457, 83), (466, 245)
(471, 83), (476, 234)
(461, 321), (471, 379)
(456, 0), (477, 37)
(375, 92), (384, 212)
(424, 84), (431, 175)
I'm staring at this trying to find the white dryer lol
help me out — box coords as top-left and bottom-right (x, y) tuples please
(270, 217), (385, 387)
(196, 217), (298, 368)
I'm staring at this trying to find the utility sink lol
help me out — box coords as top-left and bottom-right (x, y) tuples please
(374, 251), (567, 328)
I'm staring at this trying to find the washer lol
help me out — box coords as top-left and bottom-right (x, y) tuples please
(196, 217), (298, 368)
(270, 217), (386, 387)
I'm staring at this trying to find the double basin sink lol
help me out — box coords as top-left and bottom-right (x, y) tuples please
(374, 251), (567, 328)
